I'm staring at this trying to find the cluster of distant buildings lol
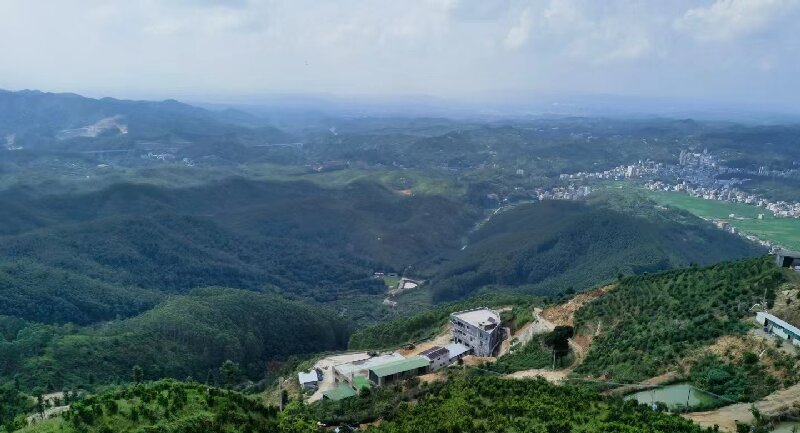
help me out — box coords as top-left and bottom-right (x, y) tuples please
(534, 185), (593, 201)
(298, 307), (503, 401)
(559, 160), (663, 182)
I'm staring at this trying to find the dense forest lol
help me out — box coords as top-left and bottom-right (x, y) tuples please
(430, 200), (764, 301)
(0, 177), (474, 325)
(575, 257), (785, 383)
(1, 288), (351, 391)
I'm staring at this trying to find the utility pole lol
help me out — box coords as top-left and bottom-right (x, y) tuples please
(552, 348), (556, 371)
(278, 376), (284, 412)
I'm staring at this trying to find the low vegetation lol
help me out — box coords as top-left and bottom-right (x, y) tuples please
(19, 380), (281, 433)
(311, 373), (708, 433)
(488, 329), (575, 374)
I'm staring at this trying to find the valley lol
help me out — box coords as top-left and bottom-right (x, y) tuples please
(2, 89), (800, 433)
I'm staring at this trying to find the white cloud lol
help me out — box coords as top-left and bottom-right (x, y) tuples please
(0, 0), (797, 110)
(674, 0), (800, 42)
(503, 9), (532, 50)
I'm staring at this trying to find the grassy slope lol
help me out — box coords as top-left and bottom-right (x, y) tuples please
(644, 189), (800, 250)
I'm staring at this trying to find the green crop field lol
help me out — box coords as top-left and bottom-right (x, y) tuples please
(643, 190), (800, 251)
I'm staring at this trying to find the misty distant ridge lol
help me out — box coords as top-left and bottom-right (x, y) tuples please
(3, 87), (799, 125)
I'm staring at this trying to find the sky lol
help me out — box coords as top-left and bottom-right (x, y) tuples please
(0, 0), (798, 112)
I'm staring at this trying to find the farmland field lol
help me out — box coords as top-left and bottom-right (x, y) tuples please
(643, 190), (800, 251)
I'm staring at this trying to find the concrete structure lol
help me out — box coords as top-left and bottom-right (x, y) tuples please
(297, 371), (320, 390)
(757, 312), (800, 347)
(450, 307), (502, 357)
(446, 343), (470, 363)
(419, 346), (451, 371)
(368, 356), (430, 386)
(333, 353), (405, 387)
(776, 250), (800, 271)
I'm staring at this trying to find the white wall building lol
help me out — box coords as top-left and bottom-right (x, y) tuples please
(450, 308), (502, 357)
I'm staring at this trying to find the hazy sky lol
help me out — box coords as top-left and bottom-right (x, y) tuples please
(0, 0), (798, 110)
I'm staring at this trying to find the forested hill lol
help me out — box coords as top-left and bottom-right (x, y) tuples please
(0, 89), (291, 151)
(575, 256), (786, 384)
(1, 287), (351, 391)
(0, 177), (475, 324)
(429, 199), (765, 301)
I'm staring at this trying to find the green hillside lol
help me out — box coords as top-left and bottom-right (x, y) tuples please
(2, 288), (350, 391)
(0, 178), (475, 324)
(17, 380), (281, 433)
(575, 256), (785, 382)
(20, 374), (709, 433)
(430, 199), (764, 301)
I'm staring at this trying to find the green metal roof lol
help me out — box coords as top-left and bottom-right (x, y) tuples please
(352, 376), (371, 390)
(369, 356), (429, 378)
(322, 384), (356, 401)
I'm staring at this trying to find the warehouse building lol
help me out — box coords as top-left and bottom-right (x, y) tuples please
(450, 307), (503, 357)
(333, 353), (405, 387)
(757, 311), (800, 347)
(368, 356), (430, 386)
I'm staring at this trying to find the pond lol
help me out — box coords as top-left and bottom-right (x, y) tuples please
(624, 383), (723, 410)
(771, 421), (800, 433)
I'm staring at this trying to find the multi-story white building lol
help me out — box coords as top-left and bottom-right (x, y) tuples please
(450, 307), (502, 357)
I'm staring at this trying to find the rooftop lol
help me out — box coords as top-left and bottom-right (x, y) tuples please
(322, 384), (357, 401)
(297, 371), (318, 384)
(419, 346), (449, 360)
(369, 356), (430, 378)
(352, 376), (371, 390)
(777, 250), (800, 258)
(758, 312), (800, 336)
(452, 307), (500, 330)
(446, 343), (470, 359)
(334, 353), (405, 377)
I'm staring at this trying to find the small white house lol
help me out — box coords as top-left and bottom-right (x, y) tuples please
(298, 371), (320, 390)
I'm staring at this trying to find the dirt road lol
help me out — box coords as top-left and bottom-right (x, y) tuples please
(399, 327), (452, 357)
(505, 369), (569, 383)
(685, 383), (800, 432)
